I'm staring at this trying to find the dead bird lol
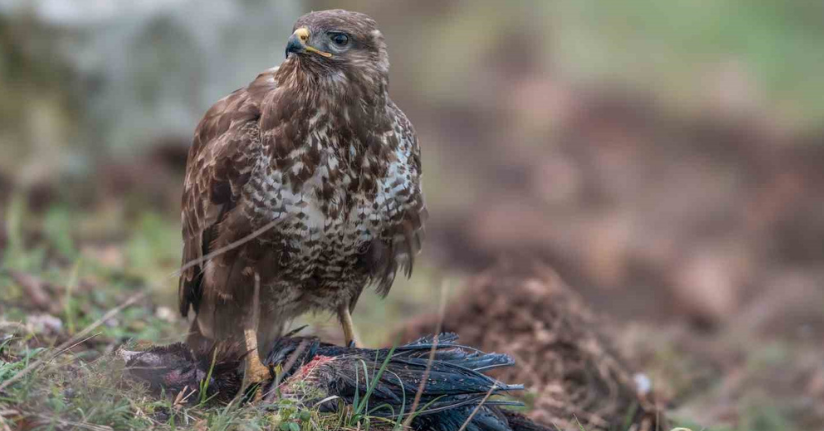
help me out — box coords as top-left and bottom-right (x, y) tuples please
(122, 333), (543, 431)
(119, 342), (243, 403)
(268, 334), (522, 423)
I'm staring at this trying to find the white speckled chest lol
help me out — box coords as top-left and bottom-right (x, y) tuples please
(241, 110), (415, 288)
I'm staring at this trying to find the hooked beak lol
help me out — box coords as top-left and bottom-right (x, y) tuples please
(285, 27), (332, 59)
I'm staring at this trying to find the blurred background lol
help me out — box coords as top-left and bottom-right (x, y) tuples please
(2, 1), (824, 429)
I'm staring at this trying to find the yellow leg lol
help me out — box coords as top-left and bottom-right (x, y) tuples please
(240, 272), (269, 399)
(241, 328), (270, 400)
(338, 303), (358, 347)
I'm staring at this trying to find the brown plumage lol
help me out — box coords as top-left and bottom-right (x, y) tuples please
(178, 9), (426, 383)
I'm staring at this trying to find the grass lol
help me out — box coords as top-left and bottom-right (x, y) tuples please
(0, 314), (416, 431)
(0, 197), (449, 430)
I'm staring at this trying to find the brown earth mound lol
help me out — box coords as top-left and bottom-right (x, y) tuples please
(396, 262), (666, 431)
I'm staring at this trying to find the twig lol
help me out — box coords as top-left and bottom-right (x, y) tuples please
(52, 333), (102, 360)
(0, 322), (27, 331)
(456, 382), (498, 431)
(174, 386), (196, 409)
(402, 279), (449, 429)
(172, 216), (293, 277)
(0, 292), (146, 392)
(0, 408), (20, 431)
(29, 413), (113, 431)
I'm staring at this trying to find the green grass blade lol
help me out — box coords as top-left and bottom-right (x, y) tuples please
(357, 344), (396, 416)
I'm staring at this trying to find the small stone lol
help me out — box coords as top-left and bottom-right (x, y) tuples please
(634, 373), (652, 395)
(26, 314), (63, 334)
(155, 306), (176, 322)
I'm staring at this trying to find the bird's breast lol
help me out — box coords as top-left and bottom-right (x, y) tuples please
(244, 153), (385, 282)
(243, 115), (415, 286)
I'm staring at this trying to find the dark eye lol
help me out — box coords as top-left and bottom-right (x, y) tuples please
(329, 32), (349, 46)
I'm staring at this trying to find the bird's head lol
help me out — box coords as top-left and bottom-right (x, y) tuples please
(282, 10), (389, 92)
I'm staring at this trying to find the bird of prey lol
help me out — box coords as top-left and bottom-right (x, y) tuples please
(178, 9), (426, 386)
(123, 333), (537, 431)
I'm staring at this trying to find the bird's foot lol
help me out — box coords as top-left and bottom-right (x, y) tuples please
(241, 354), (272, 402)
(245, 355), (272, 383)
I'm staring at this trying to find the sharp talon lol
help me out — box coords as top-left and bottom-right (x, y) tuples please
(245, 356), (272, 383)
(347, 340), (357, 349)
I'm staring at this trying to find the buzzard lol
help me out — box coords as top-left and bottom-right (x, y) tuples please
(178, 10), (426, 385)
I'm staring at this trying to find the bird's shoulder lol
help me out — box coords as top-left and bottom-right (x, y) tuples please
(182, 67), (280, 234)
(188, 67), (279, 159)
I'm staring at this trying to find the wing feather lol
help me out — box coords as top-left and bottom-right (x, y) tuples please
(371, 100), (428, 297)
(178, 69), (278, 317)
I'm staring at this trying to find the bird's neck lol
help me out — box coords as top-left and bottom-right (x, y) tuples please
(261, 61), (394, 191)
(275, 58), (388, 120)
